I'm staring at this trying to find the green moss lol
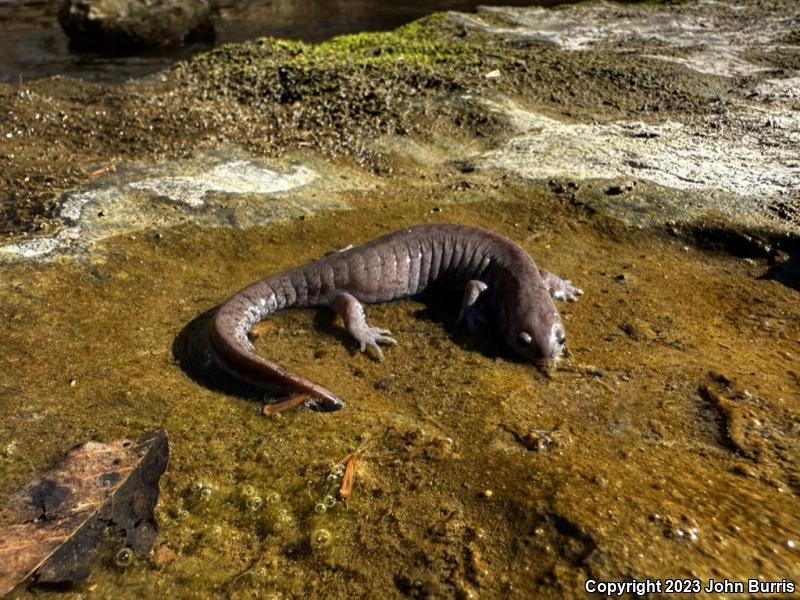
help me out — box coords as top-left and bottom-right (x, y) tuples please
(308, 14), (472, 64)
(169, 11), (505, 163)
(164, 4), (727, 171)
(638, 0), (692, 5)
(185, 12), (480, 74)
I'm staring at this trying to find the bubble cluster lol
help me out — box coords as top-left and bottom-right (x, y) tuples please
(190, 480), (214, 498)
(316, 460), (348, 513)
(235, 482), (273, 514)
(278, 508), (293, 524)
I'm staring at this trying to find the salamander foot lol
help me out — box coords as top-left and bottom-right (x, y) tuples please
(539, 270), (584, 302)
(330, 291), (398, 361)
(352, 326), (397, 361)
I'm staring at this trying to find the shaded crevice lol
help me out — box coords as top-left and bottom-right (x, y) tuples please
(761, 248), (800, 292)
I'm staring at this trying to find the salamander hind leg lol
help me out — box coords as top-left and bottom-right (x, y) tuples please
(329, 292), (397, 361)
(539, 269), (584, 302)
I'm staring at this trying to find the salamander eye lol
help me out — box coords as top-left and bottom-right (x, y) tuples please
(553, 325), (566, 345)
(517, 332), (532, 346)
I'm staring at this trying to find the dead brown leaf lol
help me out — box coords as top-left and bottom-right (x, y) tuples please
(0, 429), (169, 596)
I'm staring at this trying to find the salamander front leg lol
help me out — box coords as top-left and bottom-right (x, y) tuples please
(329, 292), (397, 361)
(539, 270), (583, 302)
(456, 280), (488, 332)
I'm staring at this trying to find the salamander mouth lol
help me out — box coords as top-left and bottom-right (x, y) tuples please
(531, 343), (569, 366)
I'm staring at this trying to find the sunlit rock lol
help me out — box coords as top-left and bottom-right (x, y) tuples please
(58, 0), (214, 49)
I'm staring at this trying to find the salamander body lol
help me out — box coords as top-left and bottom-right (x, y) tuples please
(210, 224), (582, 411)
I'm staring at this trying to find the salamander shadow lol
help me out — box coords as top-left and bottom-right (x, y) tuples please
(408, 294), (525, 364)
(761, 249), (800, 292)
(172, 306), (366, 403)
(173, 298), (528, 403)
(310, 299), (519, 362)
(172, 307), (268, 402)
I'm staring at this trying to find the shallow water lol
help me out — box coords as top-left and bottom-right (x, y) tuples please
(1, 179), (798, 597)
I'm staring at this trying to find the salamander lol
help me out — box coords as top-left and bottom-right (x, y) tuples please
(209, 224), (583, 411)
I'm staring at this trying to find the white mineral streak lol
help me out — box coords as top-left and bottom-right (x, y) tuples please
(451, 1), (797, 77)
(454, 1), (799, 229)
(755, 76), (800, 100)
(127, 161), (315, 208)
(0, 160), (319, 262)
(481, 97), (800, 203)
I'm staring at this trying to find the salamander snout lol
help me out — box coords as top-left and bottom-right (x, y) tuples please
(508, 313), (567, 364)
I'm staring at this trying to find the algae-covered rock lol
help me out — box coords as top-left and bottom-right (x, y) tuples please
(58, 0), (214, 49)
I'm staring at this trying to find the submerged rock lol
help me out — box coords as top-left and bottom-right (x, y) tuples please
(58, 0), (214, 50)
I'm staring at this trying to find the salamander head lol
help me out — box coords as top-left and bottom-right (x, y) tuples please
(503, 287), (566, 364)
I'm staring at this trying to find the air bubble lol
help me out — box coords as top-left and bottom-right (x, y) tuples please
(311, 528), (332, 550)
(207, 524), (223, 539)
(246, 495), (263, 511)
(314, 502), (327, 514)
(114, 546), (134, 568)
(241, 484), (256, 497)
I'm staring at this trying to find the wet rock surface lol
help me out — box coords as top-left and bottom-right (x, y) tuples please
(58, 0), (213, 49)
(1, 0), (798, 240)
(0, 148), (362, 261)
(0, 0), (799, 597)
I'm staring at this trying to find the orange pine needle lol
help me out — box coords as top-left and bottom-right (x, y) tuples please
(86, 164), (116, 179)
(338, 453), (358, 504)
(261, 394), (310, 416)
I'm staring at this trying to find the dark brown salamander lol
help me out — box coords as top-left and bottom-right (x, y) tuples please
(210, 224), (583, 411)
